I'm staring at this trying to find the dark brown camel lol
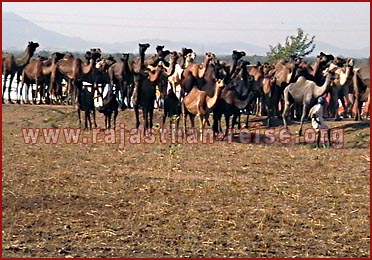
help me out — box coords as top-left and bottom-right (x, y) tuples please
(130, 43), (151, 74)
(213, 60), (255, 138)
(133, 51), (178, 131)
(2, 41), (39, 103)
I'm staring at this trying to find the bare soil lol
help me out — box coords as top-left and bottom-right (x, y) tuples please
(2, 104), (370, 257)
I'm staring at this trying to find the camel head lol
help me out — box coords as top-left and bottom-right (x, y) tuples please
(181, 47), (193, 57)
(317, 52), (334, 63)
(333, 56), (347, 67)
(96, 55), (116, 70)
(204, 52), (216, 65)
(156, 45), (164, 53)
(27, 41), (40, 56)
(139, 43), (150, 55)
(51, 52), (65, 62)
(232, 50), (246, 61)
(169, 51), (179, 64)
(346, 58), (354, 68)
(215, 79), (225, 89)
(185, 52), (196, 63)
(121, 53), (130, 62)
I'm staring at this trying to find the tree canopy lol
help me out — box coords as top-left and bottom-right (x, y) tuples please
(267, 28), (316, 63)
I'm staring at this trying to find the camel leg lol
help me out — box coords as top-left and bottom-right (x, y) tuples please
(119, 82), (127, 110)
(134, 105), (140, 129)
(86, 111), (91, 130)
(77, 108), (82, 126)
(25, 83), (31, 104)
(2, 73), (8, 104)
(224, 114), (231, 140)
(190, 114), (195, 128)
(142, 108), (148, 133)
(107, 113), (112, 129)
(298, 103), (309, 136)
(149, 108), (154, 129)
(39, 81), (44, 104)
(266, 103), (272, 127)
(8, 74), (15, 103)
(113, 110), (118, 130)
(199, 115), (204, 141)
(162, 112), (167, 131)
(18, 79), (25, 104)
(92, 108), (97, 128)
(212, 112), (221, 136)
(282, 102), (293, 129)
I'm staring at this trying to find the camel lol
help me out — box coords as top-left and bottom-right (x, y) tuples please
(328, 58), (354, 120)
(183, 79), (225, 139)
(351, 59), (370, 121)
(212, 61), (255, 137)
(282, 71), (335, 136)
(2, 41), (39, 103)
(76, 81), (97, 129)
(19, 52), (65, 104)
(108, 53), (133, 110)
(162, 88), (182, 130)
(176, 47), (194, 69)
(130, 43), (151, 74)
(98, 85), (119, 129)
(167, 50), (196, 98)
(295, 52), (334, 85)
(133, 51), (178, 131)
(180, 52), (215, 97)
(50, 52), (97, 104)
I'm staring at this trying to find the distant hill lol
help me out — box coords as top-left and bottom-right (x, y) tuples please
(2, 12), (370, 58)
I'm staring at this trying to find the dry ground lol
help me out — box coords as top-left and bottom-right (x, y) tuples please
(2, 104), (370, 257)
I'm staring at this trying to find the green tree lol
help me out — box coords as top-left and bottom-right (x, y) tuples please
(267, 28), (315, 63)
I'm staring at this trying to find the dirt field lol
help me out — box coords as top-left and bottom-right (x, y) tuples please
(2, 104), (370, 257)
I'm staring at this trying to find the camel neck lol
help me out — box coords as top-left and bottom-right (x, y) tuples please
(15, 47), (33, 67)
(315, 74), (332, 97)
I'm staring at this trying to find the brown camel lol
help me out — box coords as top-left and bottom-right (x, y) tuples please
(2, 41), (39, 103)
(50, 52), (96, 104)
(351, 59), (370, 121)
(108, 53), (133, 110)
(183, 78), (225, 139)
(295, 52), (334, 85)
(19, 52), (65, 104)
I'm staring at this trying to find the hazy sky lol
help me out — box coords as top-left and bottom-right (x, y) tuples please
(2, 2), (370, 49)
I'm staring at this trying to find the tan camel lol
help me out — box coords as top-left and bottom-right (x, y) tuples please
(2, 41), (39, 103)
(182, 79), (225, 139)
(282, 71), (335, 136)
(180, 52), (215, 96)
(329, 58), (354, 120)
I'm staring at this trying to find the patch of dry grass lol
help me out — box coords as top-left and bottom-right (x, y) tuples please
(2, 104), (370, 257)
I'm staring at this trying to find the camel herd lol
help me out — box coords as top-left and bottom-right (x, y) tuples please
(2, 41), (370, 137)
